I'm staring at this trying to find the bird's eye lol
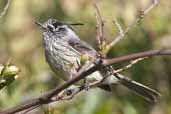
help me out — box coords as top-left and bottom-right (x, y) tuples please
(58, 27), (65, 31)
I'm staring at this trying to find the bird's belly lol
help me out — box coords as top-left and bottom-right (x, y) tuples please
(46, 50), (119, 85)
(45, 44), (119, 85)
(45, 47), (80, 80)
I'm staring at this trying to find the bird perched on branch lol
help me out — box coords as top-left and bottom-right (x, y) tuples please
(36, 18), (160, 102)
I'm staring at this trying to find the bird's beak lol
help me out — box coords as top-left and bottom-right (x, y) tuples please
(35, 21), (46, 30)
(68, 23), (84, 26)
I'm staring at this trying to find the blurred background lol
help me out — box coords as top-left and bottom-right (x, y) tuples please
(0, 0), (170, 114)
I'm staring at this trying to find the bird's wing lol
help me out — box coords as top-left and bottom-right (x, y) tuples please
(68, 38), (97, 59)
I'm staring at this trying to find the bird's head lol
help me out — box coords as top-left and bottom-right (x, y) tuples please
(35, 18), (83, 39)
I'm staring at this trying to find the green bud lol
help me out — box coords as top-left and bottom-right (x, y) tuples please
(101, 41), (108, 54)
(0, 65), (20, 90)
(80, 54), (89, 65)
(2, 65), (20, 76)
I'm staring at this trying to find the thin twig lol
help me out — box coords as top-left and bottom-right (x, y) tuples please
(0, 0), (11, 19)
(95, 26), (101, 51)
(107, 0), (158, 50)
(113, 17), (124, 37)
(144, 0), (158, 14)
(114, 57), (147, 73)
(94, 1), (105, 51)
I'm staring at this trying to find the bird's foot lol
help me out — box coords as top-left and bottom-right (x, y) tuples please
(79, 78), (90, 91)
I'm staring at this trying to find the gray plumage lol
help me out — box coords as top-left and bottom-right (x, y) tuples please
(37, 18), (160, 102)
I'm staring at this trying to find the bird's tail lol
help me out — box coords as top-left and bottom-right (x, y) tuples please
(114, 73), (160, 102)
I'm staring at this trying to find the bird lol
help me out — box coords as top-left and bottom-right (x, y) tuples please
(36, 18), (160, 102)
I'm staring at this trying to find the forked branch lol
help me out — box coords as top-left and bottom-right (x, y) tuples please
(107, 0), (158, 51)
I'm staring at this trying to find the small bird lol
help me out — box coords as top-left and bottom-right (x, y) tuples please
(36, 18), (160, 102)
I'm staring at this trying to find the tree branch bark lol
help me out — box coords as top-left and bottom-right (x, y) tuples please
(103, 49), (171, 65)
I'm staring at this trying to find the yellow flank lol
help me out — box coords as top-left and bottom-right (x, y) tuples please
(66, 63), (74, 71)
(80, 53), (89, 66)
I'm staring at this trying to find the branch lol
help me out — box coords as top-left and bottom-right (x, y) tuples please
(0, 0), (11, 19)
(93, 1), (105, 52)
(107, 0), (158, 50)
(0, 59), (100, 114)
(1, 49), (171, 114)
(103, 49), (171, 65)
